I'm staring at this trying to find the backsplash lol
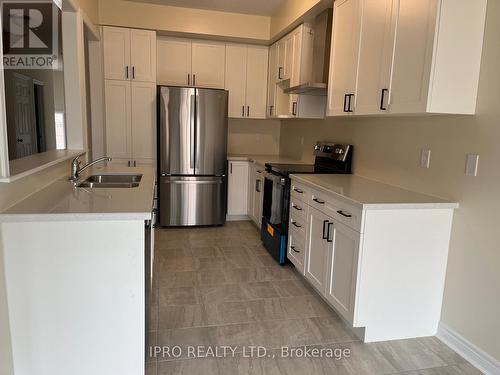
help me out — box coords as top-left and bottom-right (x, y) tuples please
(228, 118), (281, 155)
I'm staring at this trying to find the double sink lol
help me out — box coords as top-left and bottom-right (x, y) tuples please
(77, 174), (143, 189)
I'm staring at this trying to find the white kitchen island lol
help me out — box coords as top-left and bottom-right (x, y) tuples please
(0, 166), (155, 375)
(287, 174), (459, 343)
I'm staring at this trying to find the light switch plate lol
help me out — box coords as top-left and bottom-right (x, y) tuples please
(465, 154), (479, 176)
(420, 149), (431, 169)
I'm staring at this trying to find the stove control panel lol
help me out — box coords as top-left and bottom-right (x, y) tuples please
(314, 142), (352, 162)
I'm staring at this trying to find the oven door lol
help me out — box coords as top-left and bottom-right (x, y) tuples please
(262, 172), (288, 228)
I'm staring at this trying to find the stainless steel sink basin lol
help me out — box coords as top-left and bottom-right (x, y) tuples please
(77, 174), (142, 188)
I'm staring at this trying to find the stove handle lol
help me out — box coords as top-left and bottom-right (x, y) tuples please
(322, 220), (329, 239)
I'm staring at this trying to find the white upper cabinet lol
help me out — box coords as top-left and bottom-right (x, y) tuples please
(354, 0), (397, 115)
(103, 26), (155, 83)
(328, 0), (487, 116)
(103, 27), (131, 81)
(225, 44), (247, 118)
(245, 46), (269, 119)
(157, 37), (192, 86)
(191, 40), (226, 89)
(225, 44), (268, 119)
(327, 0), (362, 116)
(157, 38), (226, 89)
(130, 29), (156, 82)
(267, 43), (278, 117)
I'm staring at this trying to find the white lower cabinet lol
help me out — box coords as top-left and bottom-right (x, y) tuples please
(290, 176), (456, 342)
(227, 161), (250, 216)
(325, 220), (360, 324)
(250, 165), (265, 227)
(305, 207), (331, 293)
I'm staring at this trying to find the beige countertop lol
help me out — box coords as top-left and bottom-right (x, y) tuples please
(0, 166), (155, 221)
(291, 174), (459, 209)
(227, 154), (312, 167)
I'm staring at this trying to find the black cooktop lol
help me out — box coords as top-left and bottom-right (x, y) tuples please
(265, 163), (315, 177)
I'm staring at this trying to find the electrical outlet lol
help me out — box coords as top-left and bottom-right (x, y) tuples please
(420, 149), (431, 169)
(465, 154), (479, 176)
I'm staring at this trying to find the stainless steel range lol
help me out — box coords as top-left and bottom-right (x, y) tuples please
(261, 142), (353, 264)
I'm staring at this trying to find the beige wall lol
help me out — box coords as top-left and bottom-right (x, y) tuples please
(76, 0), (99, 25)
(280, 0), (500, 361)
(270, 0), (321, 38)
(98, 0), (270, 42)
(228, 119), (281, 155)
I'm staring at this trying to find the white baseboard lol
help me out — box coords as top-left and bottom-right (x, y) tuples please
(226, 215), (250, 222)
(437, 322), (500, 375)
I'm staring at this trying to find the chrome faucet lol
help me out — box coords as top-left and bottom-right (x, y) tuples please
(69, 155), (112, 182)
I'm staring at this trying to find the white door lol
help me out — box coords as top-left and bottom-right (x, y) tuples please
(267, 43), (278, 117)
(103, 27), (131, 81)
(225, 44), (247, 118)
(245, 45), (269, 119)
(354, 0), (397, 115)
(12, 74), (37, 158)
(191, 41), (226, 89)
(253, 168), (264, 226)
(227, 161), (249, 216)
(389, 0), (438, 114)
(131, 81), (156, 164)
(327, 0), (362, 116)
(289, 27), (303, 87)
(276, 39), (286, 81)
(325, 221), (361, 324)
(130, 29), (156, 83)
(247, 163), (256, 222)
(156, 37), (192, 86)
(105, 80), (132, 160)
(305, 207), (331, 293)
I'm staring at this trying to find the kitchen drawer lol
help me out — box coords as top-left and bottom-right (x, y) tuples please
(288, 227), (306, 274)
(289, 198), (307, 222)
(291, 180), (310, 203)
(310, 188), (363, 233)
(290, 209), (307, 237)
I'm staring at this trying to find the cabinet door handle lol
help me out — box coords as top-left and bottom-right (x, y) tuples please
(126, 66), (129, 79)
(290, 246), (300, 253)
(133, 160), (137, 167)
(293, 187), (303, 194)
(343, 94), (348, 112)
(247, 106), (250, 117)
(242, 106), (245, 117)
(292, 204), (302, 211)
(128, 160), (131, 167)
(313, 197), (325, 205)
(269, 105), (274, 116)
(230, 163), (233, 174)
(347, 94), (355, 113)
(380, 89), (388, 111)
(132, 66), (135, 79)
(327, 222), (334, 243)
(188, 74), (191, 86)
(291, 220), (302, 228)
(322, 220), (329, 239)
(193, 74), (196, 86)
(292, 101), (297, 116)
(337, 210), (352, 218)
(255, 179), (261, 193)
(278, 67), (283, 80)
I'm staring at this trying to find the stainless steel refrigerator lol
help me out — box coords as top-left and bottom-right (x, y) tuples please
(158, 86), (228, 227)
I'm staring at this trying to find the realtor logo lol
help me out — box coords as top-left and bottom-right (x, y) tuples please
(2, 1), (60, 69)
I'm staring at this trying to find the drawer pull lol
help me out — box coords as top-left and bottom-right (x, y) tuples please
(322, 220), (329, 239)
(293, 187), (303, 194)
(337, 210), (352, 218)
(291, 221), (302, 228)
(290, 246), (300, 253)
(292, 204), (302, 211)
(313, 197), (325, 204)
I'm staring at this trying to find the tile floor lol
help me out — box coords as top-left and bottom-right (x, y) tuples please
(146, 222), (480, 375)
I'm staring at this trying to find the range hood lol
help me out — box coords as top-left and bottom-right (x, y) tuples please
(285, 9), (333, 96)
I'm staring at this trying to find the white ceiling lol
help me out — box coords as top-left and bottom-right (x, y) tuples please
(125, 0), (286, 16)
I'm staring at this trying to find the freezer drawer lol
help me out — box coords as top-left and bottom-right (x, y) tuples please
(159, 176), (226, 226)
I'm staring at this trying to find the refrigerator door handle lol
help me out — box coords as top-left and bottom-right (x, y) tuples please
(190, 94), (196, 170)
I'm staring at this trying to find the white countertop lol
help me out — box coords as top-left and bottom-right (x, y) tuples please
(291, 174), (459, 209)
(227, 154), (312, 167)
(0, 166), (156, 221)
